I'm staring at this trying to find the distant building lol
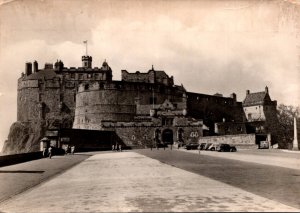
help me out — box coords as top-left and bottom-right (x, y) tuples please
(242, 87), (280, 147)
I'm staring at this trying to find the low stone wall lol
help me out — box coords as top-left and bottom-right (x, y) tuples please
(198, 134), (257, 149)
(0, 152), (42, 167)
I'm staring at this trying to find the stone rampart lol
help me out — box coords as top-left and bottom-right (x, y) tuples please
(74, 81), (185, 129)
(0, 152), (42, 167)
(115, 125), (202, 147)
(198, 134), (257, 149)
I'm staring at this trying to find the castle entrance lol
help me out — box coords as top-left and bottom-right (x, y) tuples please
(162, 129), (173, 145)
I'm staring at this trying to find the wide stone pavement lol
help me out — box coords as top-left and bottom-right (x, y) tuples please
(0, 151), (298, 212)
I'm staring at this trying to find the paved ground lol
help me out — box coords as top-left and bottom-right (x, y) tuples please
(137, 149), (300, 209)
(0, 151), (299, 212)
(0, 153), (91, 203)
(178, 148), (300, 170)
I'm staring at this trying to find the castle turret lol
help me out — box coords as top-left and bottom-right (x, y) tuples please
(100, 60), (112, 81)
(265, 86), (269, 94)
(82, 55), (92, 68)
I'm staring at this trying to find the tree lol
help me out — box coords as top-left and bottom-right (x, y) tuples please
(277, 104), (300, 148)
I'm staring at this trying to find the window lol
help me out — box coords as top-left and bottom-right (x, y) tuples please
(38, 94), (42, 102)
(162, 118), (173, 126)
(60, 93), (63, 101)
(248, 113), (252, 120)
(149, 97), (157, 104)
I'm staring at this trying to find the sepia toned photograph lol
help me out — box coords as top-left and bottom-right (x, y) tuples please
(0, 0), (299, 212)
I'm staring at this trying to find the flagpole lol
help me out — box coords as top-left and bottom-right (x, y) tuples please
(86, 41), (88, 56)
(83, 40), (88, 56)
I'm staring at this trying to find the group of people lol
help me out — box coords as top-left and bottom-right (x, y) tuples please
(64, 145), (75, 155)
(42, 146), (53, 159)
(112, 144), (122, 152)
(42, 145), (75, 159)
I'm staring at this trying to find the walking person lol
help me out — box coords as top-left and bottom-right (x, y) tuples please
(64, 145), (68, 155)
(119, 144), (122, 152)
(42, 147), (47, 158)
(71, 145), (75, 154)
(48, 146), (53, 159)
(112, 144), (115, 151)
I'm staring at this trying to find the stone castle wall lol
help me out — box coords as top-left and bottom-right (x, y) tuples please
(186, 92), (246, 134)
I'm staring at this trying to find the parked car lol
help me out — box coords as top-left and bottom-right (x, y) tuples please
(185, 143), (199, 150)
(207, 143), (218, 151)
(217, 143), (237, 152)
(203, 143), (213, 150)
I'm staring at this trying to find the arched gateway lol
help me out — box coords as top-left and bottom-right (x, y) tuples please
(162, 129), (173, 145)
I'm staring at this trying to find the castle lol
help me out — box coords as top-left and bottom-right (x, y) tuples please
(2, 54), (280, 153)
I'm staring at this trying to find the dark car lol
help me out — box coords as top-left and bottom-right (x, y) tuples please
(217, 143), (237, 152)
(185, 143), (199, 150)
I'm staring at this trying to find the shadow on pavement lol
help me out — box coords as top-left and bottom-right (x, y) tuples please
(0, 170), (45, 173)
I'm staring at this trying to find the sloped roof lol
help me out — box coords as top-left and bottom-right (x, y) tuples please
(243, 92), (271, 106)
(155, 71), (168, 78)
(25, 70), (57, 80)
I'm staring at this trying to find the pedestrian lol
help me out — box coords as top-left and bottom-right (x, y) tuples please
(64, 145), (68, 155)
(42, 147), (47, 158)
(119, 144), (122, 152)
(115, 144), (119, 152)
(48, 146), (53, 159)
(71, 145), (75, 154)
(112, 144), (115, 151)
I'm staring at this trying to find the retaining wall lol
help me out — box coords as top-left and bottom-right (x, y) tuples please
(0, 152), (42, 167)
(198, 134), (257, 149)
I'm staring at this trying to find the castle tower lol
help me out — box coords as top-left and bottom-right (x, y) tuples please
(82, 55), (92, 68)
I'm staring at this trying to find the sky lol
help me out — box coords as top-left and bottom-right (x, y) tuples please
(0, 0), (300, 150)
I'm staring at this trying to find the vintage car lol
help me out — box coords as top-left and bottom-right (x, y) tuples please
(217, 143), (237, 152)
(185, 143), (199, 150)
(207, 143), (219, 151)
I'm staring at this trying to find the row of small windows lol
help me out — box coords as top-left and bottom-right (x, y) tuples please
(190, 96), (233, 105)
(224, 126), (244, 132)
(67, 73), (106, 80)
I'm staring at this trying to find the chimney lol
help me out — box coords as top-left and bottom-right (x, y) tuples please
(246, 90), (250, 95)
(25, 62), (32, 75)
(230, 93), (237, 101)
(33, 61), (38, 73)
